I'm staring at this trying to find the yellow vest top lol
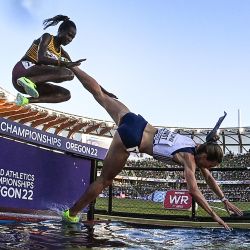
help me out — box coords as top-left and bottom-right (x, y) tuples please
(25, 35), (61, 63)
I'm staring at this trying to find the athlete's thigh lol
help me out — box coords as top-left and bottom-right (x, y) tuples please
(35, 82), (69, 95)
(100, 95), (130, 125)
(24, 65), (71, 83)
(24, 65), (59, 75)
(100, 132), (129, 181)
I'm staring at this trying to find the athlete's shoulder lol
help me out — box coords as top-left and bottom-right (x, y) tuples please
(37, 33), (53, 46)
(40, 33), (52, 39)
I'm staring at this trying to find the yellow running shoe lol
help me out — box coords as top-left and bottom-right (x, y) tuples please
(17, 77), (39, 98)
(15, 93), (29, 106)
(62, 210), (80, 223)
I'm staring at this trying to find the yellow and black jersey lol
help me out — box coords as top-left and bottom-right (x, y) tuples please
(24, 35), (61, 63)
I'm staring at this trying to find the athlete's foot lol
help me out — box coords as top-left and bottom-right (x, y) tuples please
(17, 77), (39, 98)
(62, 209), (80, 223)
(15, 93), (29, 106)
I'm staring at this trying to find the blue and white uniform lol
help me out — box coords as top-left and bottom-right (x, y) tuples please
(153, 128), (196, 162)
(117, 113), (196, 160)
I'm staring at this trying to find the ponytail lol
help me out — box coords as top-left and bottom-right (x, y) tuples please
(43, 15), (70, 30)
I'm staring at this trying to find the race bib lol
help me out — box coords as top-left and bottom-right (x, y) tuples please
(154, 128), (177, 146)
(21, 61), (35, 69)
(46, 50), (59, 60)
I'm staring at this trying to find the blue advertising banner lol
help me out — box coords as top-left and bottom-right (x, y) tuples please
(0, 136), (91, 211)
(0, 117), (107, 160)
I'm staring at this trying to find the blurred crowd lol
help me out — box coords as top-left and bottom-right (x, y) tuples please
(101, 152), (250, 202)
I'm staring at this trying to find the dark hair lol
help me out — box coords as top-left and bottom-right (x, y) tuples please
(43, 15), (76, 31)
(196, 143), (223, 163)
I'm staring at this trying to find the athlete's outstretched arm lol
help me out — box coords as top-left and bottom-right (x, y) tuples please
(174, 152), (231, 230)
(200, 168), (243, 216)
(184, 164), (231, 230)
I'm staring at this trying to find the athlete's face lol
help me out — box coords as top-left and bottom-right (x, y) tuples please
(58, 26), (76, 46)
(195, 153), (219, 169)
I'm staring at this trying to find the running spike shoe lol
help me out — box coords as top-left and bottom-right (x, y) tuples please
(62, 209), (80, 223)
(15, 93), (29, 106)
(17, 77), (39, 98)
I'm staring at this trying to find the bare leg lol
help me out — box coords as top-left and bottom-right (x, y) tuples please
(13, 65), (73, 104)
(69, 132), (129, 216)
(13, 65), (74, 87)
(68, 67), (131, 216)
(29, 82), (71, 103)
(71, 67), (129, 125)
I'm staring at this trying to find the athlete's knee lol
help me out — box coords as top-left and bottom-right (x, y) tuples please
(12, 81), (23, 92)
(56, 88), (71, 102)
(64, 69), (74, 81)
(67, 70), (74, 81)
(58, 68), (74, 81)
(103, 179), (113, 188)
(99, 176), (113, 188)
(64, 91), (71, 101)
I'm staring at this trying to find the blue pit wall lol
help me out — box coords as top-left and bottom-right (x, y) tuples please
(0, 117), (107, 222)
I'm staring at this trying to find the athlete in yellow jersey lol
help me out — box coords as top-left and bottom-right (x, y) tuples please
(12, 15), (85, 106)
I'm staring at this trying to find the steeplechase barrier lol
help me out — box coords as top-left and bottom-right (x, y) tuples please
(0, 117), (107, 221)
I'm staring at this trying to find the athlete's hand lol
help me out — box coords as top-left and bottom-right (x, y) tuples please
(223, 200), (243, 216)
(211, 213), (231, 231)
(63, 59), (86, 68)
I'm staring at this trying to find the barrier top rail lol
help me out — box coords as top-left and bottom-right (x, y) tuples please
(0, 117), (107, 160)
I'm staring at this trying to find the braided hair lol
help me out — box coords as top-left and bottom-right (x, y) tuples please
(43, 15), (76, 31)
